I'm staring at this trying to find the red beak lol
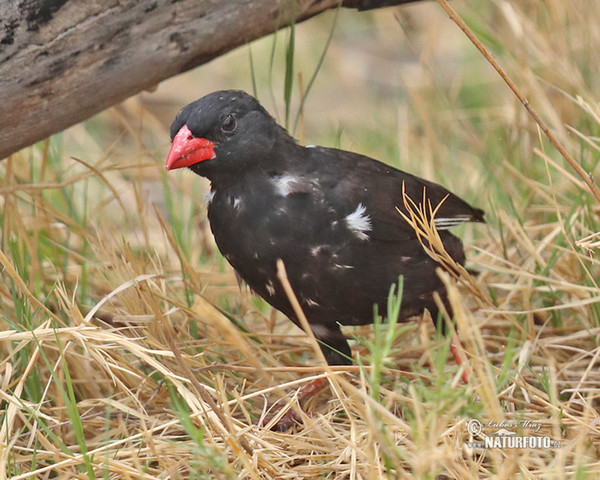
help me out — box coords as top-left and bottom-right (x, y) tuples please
(166, 125), (216, 171)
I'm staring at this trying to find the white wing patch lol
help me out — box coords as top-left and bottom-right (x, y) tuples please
(434, 215), (473, 230)
(345, 203), (372, 240)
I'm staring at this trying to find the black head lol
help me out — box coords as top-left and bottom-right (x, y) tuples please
(166, 90), (291, 180)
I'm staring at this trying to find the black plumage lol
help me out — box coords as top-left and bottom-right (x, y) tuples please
(166, 90), (484, 366)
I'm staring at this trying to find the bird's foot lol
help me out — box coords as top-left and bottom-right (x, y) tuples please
(258, 376), (330, 431)
(450, 333), (470, 383)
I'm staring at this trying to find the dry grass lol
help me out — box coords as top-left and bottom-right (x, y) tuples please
(1, 0), (600, 478)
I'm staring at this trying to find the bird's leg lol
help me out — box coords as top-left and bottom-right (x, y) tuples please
(450, 333), (470, 383)
(261, 325), (352, 431)
(431, 304), (470, 383)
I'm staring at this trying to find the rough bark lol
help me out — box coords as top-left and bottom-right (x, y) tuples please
(0, 0), (422, 159)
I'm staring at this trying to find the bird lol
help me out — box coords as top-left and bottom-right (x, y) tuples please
(166, 90), (484, 425)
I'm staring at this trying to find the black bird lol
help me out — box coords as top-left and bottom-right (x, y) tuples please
(166, 90), (483, 371)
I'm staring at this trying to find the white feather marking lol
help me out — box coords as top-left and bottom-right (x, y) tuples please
(205, 190), (216, 204)
(334, 263), (354, 270)
(305, 298), (320, 307)
(434, 215), (472, 230)
(273, 174), (300, 196)
(345, 203), (372, 240)
(265, 281), (275, 296)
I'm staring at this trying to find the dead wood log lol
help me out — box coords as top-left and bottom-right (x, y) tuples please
(0, 0), (423, 159)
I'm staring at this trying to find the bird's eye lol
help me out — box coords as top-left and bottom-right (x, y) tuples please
(221, 114), (237, 133)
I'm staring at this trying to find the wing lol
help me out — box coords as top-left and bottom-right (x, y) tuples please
(304, 146), (485, 243)
(258, 147), (481, 325)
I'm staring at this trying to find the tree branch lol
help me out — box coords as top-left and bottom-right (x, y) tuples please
(0, 0), (422, 160)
